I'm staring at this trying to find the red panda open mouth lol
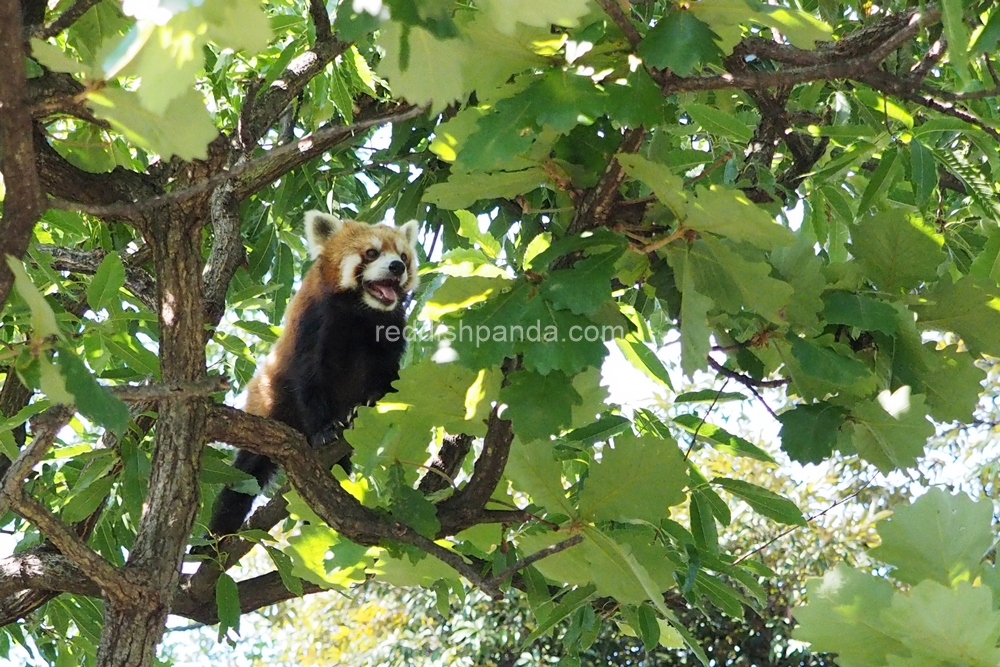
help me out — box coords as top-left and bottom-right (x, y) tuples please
(363, 279), (400, 305)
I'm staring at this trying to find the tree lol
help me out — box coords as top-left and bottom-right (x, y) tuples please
(3, 0), (1000, 665)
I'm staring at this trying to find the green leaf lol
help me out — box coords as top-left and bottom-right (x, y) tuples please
(684, 185), (795, 249)
(637, 10), (721, 76)
(522, 585), (597, 646)
(423, 168), (548, 210)
(909, 138), (939, 209)
(672, 414), (774, 462)
(348, 360), (496, 480)
(615, 335), (673, 389)
(794, 563), (905, 666)
(851, 211), (945, 292)
(751, 4), (833, 49)
(215, 573), (241, 639)
(61, 476), (113, 523)
(454, 210), (502, 258)
(87, 253), (125, 312)
(478, 0), (590, 34)
(616, 154), (687, 217)
(6, 256), (61, 341)
(847, 387), (934, 472)
(822, 291), (897, 335)
(540, 250), (620, 315)
(712, 478), (805, 526)
(578, 432), (687, 522)
(376, 22), (465, 112)
(683, 237), (793, 323)
(456, 94), (536, 171)
(885, 580), (1000, 666)
(420, 276), (509, 321)
(605, 68), (669, 128)
(516, 295), (609, 375)
(500, 370), (582, 442)
(856, 146), (901, 214)
(914, 275), (1000, 357)
(941, 0), (971, 82)
(526, 70), (607, 134)
(264, 546), (303, 597)
(674, 252), (713, 376)
(789, 336), (876, 394)
(55, 345), (130, 434)
(690, 491), (718, 553)
(869, 488), (993, 587)
(777, 403), (848, 464)
(674, 389), (747, 403)
(506, 439), (572, 515)
(683, 103), (753, 143)
(87, 88), (218, 161)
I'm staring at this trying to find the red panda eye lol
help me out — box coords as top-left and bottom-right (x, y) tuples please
(401, 253), (408, 263)
(365, 248), (380, 260)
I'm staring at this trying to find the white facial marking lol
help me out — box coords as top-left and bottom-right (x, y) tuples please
(362, 251), (406, 285)
(361, 291), (395, 311)
(339, 254), (362, 289)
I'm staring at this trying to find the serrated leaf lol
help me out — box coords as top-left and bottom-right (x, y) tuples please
(847, 387), (934, 472)
(540, 250), (620, 315)
(616, 154), (686, 217)
(454, 210), (502, 258)
(909, 138), (938, 209)
(851, 211), (945, 292)
(789, 336), (876, 394)
(87, 88), (218, 161)
(420, 276), (509, 321)
(523, 584), (597, 646)
(578, 432), (686, 522)
(751, 5), (833, 49)
(673, 414), (774, 462)
(856, 146), (900, 214)
(794, 563), (905, 666)
(479, 0), (590, 34)
(777, 402), (848, 464)
(517, 296), (609, 375)
(500, 370), (581, 442)
(386, 464), (440, 538)
(822, 291), (897, 335)
(506, 438), (572, 515)
(870, 488), (993, 587)
(456, 93), (536, 171)
(885, 580), (1000, 666)
(684, 185), (795, 249)
(61, 476), (113, 523)
(376, 22), (464, 112)
(914, 275), (1000, 358)
(87, 253), (125, 311)
(637, 10), (721, 76)
(264, 546), (303, 596)
(6, 257), (61, 341)
(712, 478), (805, 526)
(215, 573), (241, 639)
(683, 103), (752, 143)
(616, 335), (673, 389)
(423, 168), (548, 210)
(55, 345), (130, 434)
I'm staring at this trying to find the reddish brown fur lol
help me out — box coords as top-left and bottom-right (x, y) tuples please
(244, 220), (417, 419)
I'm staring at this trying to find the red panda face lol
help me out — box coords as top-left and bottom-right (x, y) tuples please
(305, 211), (420, 311)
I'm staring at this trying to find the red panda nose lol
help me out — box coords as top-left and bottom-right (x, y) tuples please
(388, 260), (405, 277)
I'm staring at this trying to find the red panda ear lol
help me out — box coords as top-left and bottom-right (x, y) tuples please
(304, 210), (343, 259)
(398, 220), (419, 248)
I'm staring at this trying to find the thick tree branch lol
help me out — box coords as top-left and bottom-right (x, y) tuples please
(202, 183), (245, 330)
(418, 433), (473, 494)
(34, 0), (102, 39)
(0, 0), (45, 311)
(173, 571), (324, 625)
(204, 406), (501, 598)
(49, 104), (426, 218)
(0, 549), (100, 599)
(656, 7), (940, 95)
(565, 128), (646, 237)
(38, 245), (159, 312)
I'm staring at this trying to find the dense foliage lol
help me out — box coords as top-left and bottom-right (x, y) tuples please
(3, 0), (1000, 665)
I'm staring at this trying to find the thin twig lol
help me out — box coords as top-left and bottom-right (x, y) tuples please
(684, 380), (729, 461)
(595, 0), (642, 49)
(733, 477), (875, 565)
(707, 357), (789, 389)
(486, 534), (584, 586)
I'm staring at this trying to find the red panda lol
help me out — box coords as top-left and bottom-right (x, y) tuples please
(204, 211), (420, 540)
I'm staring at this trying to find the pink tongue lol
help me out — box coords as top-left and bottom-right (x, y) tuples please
(370, 282), (396, 302)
